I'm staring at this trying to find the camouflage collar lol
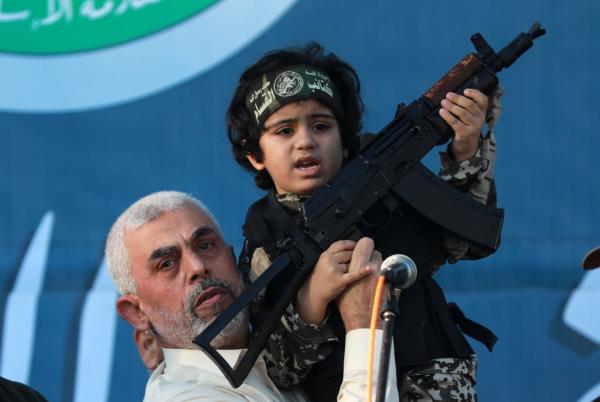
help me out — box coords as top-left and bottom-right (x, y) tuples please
(275, 193), (310, 214)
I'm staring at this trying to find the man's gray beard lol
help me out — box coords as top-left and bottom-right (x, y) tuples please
(148, 277), (248, 349)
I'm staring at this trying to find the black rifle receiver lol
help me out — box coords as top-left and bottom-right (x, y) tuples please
(195, 22), (546, 387)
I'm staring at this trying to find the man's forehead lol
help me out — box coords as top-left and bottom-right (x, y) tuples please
(125, 205), (219, 249)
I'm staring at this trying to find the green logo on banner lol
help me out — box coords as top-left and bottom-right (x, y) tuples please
(0, 0), (219, 54)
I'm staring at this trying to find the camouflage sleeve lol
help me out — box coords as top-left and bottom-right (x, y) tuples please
(436, 87), (503, 265)
(262, 302), (338, 388)
(438, 140), (486, 191)
(248, 246), (338, 388)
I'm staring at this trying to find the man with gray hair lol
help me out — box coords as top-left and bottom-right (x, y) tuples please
(105, 191), (398, 401)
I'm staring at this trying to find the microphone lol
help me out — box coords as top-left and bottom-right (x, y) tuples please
(380, 254), (417, 289)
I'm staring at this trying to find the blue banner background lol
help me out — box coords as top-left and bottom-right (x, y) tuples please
(1, 1), (599, 401)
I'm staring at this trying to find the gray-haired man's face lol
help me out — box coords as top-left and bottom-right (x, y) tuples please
(122, 205), (245, 349)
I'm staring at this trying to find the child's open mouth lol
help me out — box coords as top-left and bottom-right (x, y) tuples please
(295, 157), (321, 175)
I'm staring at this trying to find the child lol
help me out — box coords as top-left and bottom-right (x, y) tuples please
(226, 43), (500, 401)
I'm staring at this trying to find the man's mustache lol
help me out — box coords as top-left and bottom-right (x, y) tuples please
(186, 278), (236, 317)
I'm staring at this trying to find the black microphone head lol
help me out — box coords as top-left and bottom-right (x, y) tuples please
(380, 254), (417, 289)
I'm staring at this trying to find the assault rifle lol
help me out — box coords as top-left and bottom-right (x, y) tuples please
(195, 22), (546, 387)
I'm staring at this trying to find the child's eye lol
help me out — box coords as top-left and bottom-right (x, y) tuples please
(275, 127), (293, 136)
(314, 123), (331, 131)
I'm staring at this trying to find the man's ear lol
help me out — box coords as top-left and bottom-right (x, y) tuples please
(246, 153), (265, 171)
(134, 329), (163, 370)
(116, 294), (150, 330)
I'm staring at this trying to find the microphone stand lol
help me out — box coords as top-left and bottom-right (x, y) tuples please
(375, 287), (401, 402)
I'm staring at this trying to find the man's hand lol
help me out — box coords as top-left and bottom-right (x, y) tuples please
(297, 240), (373, 325)
(335, 237), (383, 332)
(439, 88), (488, 162)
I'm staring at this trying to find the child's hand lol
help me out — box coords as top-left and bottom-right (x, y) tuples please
(439, 88), (488, 162)
(296, 240), (374, 324)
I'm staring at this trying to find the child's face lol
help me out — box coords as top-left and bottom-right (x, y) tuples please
(247, 99), (344, 195)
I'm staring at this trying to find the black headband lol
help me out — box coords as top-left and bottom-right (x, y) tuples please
(245, 65), (344, 135)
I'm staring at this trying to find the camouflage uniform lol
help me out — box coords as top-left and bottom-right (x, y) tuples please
(400, 356), (478, 402)
(260, 304), (338, 387)
(244, 89), (503, 396)
(248, 137), (489, 392)
(437, 87), (503, 266)
(246, 218), (338, 387)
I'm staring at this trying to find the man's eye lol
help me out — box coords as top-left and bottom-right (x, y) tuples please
(159, 259), (175, 270)
(197, 241), (214, 251)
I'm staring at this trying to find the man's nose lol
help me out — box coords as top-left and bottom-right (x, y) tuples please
(184, 253), (209, 283)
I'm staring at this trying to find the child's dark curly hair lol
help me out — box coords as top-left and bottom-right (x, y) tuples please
(226, 42), (364, 190)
